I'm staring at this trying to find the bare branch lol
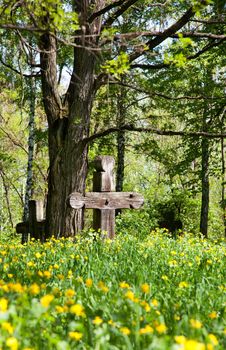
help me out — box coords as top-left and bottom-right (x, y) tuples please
(109, 80), (226, 101)
(89, 0), (171, 22)
(81, 124), (226, 145)
(103, 0), (139, 28)
(0, 56), (41, 77)
(129, 1), (208, 62)
(0, 23), (45, 31)
(131, 39), (226, 70)
(89, 0), (125, 22)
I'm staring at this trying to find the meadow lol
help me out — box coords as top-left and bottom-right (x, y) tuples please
(0, 229), (225, 350)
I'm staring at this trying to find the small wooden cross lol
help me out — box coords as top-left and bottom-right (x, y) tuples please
(16, 200), (45, 243)
(69, 156), (144, 238)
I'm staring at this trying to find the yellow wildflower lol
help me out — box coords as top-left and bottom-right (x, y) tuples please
(108, 319), (115, 326)
(85, 278), (93, 287)
(57, 274), (64, 280)
(168, 259), (177, 266)
(65, 289), (76, 298)
(174, 335), (186, 344)
(161, 275), (169, 281)
(139, 325), (153, 334)
(155, 323), (167, 334)
(179, 281), (189, 288)
(55, 305), (64, 313)
(68, 331), (83, 340)
(43, 271), (51, 278)
(119, 281), (130, 289)
(190, 319), (202, 329)
(67, 270), (73, 278)
(151, 299), (158, 307)
(2, 322), (14, 334)
(183, 339), (205, 350)
(27, 261), (35, 267)
(208, 334), (218, 346)
(6, 337), (18, 350)
(98, 281), (109, 293)
(140, 300), (151, 312)
(70, 304), (85, 317)
(125, 290), (135, 301)
(35, 252), (42, 259)
(208, 311), (218, 319)
(40, 294), (54, 308)
(141, 283), (150, 293)
(120, 327), (131, 335)
(92, 316), (103, 325)
(0, 297), (8, 312)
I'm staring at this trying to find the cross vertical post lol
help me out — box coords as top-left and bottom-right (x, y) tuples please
(93, 156), (115, 239)
(29, 200), (45, 241)
(16, 200), (45, 243)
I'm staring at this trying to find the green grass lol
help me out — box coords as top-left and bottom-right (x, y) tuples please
(0, 229), (225, 349)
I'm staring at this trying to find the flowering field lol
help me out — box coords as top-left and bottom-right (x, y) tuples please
(0, 230), (225, 350)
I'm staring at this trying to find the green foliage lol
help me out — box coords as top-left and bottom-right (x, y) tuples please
(0, 232), (225, 349)
(101, 52), (130, 78)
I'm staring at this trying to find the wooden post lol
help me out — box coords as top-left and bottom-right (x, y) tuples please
(29, 200), (45, 241)
(69, 155), (144, 238)
(16, 200), (45, 242)
(93, 156), (115, 239)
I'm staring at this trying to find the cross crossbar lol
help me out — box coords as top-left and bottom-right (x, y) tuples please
(68, 155), (144, 238)
(69, 192), (144, 209)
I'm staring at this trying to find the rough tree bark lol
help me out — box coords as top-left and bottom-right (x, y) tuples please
(116, 80), (126, 216)
(40, 1), (104, 237)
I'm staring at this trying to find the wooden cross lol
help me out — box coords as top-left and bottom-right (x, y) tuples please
(69, 156), (144, 238)
(16, 200), (45, 243)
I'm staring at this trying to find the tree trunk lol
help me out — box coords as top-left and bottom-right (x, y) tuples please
(116, 80), (126, 216)
(40, 2), (102, 238)
(199, 121), (209, 238)
(22, 74), (36, 243)
(220, 115), (226, 237)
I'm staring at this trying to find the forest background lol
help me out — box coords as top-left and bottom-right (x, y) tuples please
(0, 0), (225, 240)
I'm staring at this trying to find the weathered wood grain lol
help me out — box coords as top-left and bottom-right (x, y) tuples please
(69, 192), (144, 209)
(93, 156), (115, 238)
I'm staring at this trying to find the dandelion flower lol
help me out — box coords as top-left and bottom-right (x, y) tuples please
(120, 327), (131, 335)
(139, 325), (153, 334)
(208, 311), (218, 319)
(155, 323), (167, 334)
(190, 319), (202, 329)
(2, 322), (14, 334)
(92, 316), (103, 325)
(119, 281), (130, 289)
(85, 278), (93, 287)
(65, 289), (76, 298)
(70, 304), (85, 317)
(208, 334), (218, 346)
(6, 337), (18, 350)
(68, 331), (83, 341)
(141, 283), (150, 293)
(40, 294), (54, 308)
(0, 297), (8, 312)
